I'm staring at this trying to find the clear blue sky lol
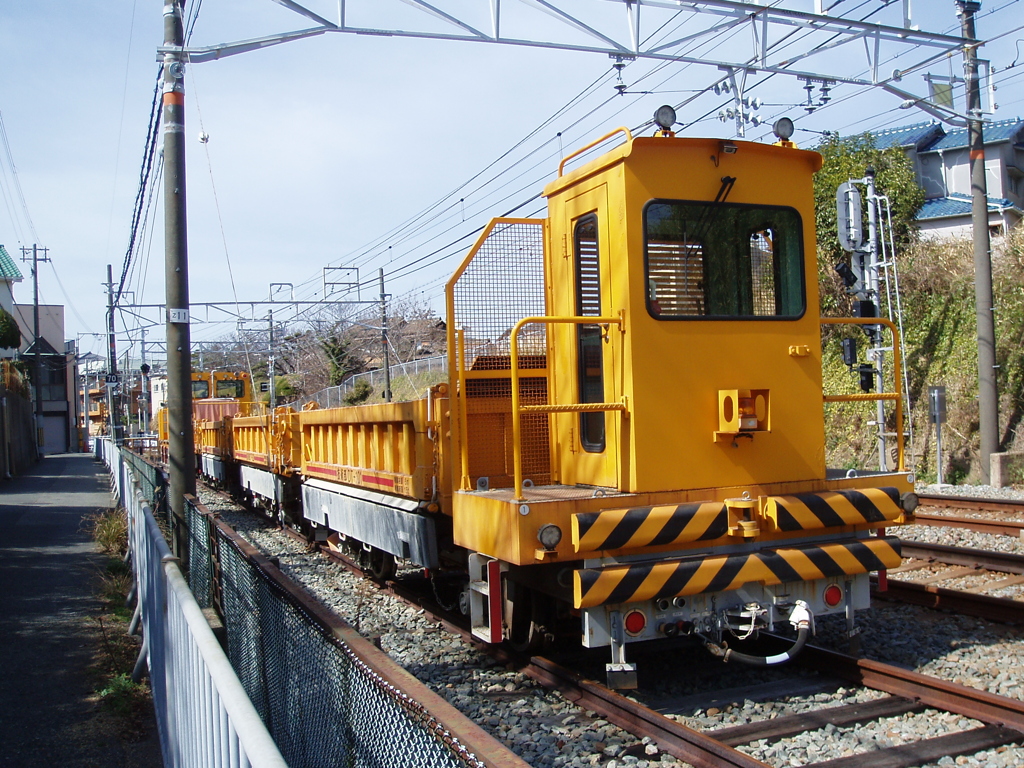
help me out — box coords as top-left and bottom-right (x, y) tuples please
(2, 1), (1022, 364)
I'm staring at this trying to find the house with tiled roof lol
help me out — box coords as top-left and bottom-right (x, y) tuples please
(0, 245), (24, 360)
(0, 244), (23, 313)
(872, 118), (1024, 239)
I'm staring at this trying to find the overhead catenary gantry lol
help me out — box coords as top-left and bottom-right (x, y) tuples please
(163, 0), (974, 126)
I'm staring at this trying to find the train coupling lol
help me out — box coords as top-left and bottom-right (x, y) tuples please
(704, 600), (814, 667)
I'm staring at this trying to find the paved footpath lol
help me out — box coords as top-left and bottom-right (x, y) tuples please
(0, 453), (162, 767)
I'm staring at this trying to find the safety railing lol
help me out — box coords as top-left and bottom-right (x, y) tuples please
(101, 438), (522, 768)
(508, 313), (627, 499)
(821, 316), (906, 471)
(101, 438), (288, 768)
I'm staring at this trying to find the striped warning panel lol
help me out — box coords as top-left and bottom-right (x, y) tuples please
(765, 487), (903, 532)
(573, 536), (902, 609)
(572, 501), (728, 553)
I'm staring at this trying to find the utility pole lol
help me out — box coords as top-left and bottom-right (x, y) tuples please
(268, 310), (276, 411)
(379, 268), (392, 402)
(958, 0), (998, 483)
(163, 0), (195, 562)
(21, 244), (50, 455)
(104, 264), (123, 446)
(140, 327), (150, 435)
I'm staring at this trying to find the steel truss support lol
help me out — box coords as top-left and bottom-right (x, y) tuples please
(162, 1), (971, 124)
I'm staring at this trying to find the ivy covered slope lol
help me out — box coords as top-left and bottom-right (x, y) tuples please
(813, 133), (1024, 484)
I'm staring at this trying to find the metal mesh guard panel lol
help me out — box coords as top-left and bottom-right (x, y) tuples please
(216, 531), (487, 768)
(453, 221), (550, 485)
(454, 220), (546, 361)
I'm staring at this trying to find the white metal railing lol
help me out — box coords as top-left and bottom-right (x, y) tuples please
(294, 354), (447, 409)
(101, 439), (288, 768)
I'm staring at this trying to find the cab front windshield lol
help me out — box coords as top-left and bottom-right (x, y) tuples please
(644, 200), (805, 319)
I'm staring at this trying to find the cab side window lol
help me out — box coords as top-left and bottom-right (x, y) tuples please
(575, 215), (605, 453)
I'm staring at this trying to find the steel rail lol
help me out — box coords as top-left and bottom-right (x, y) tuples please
(202, 482), (1024, 766)
(918, 494), (1024, 515)
(913, 512), (1024, 537)
(874, 579), (1024, 625)
(379, 579), (770, 768)
(196, 502), (531, 768)
(900, 540), (1024, 575)
(789, 641), (1024, 733)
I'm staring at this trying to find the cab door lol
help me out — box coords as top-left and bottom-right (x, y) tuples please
(561, 185), (620, 489)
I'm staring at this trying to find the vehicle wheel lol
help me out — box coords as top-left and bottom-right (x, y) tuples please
(366, 547), (396, 581)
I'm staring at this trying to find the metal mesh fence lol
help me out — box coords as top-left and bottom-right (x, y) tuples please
(186, 503), (215, 610)
(185, 498), (488, 768)
(121, 449), (168, 523)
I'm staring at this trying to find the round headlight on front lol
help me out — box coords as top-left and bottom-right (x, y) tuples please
(537, 524), (562, 550)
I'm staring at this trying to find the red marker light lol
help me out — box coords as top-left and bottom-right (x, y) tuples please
(623, 609), (647, 636)
(823, 584), (844, 607)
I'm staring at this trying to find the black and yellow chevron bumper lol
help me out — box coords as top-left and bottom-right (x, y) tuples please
(571, 486), (906, 554)
(763, 486), (904, 532)
(573, 501), (728, 552)
(573, 535), (901, 609)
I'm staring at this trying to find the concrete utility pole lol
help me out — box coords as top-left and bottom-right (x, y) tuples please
(20, 245), (49, 455)
(268, 310), (276, 411)
(163, 0), (195, 562)
(140, 326), (150, 434)
(958, 0), (999, 483)
(104, 264), (123, 446)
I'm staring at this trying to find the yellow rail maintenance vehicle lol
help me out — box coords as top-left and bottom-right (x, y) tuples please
(212, 110), (916, 688)
(437, 109), (916, 687)
(161, 370), (254, 480)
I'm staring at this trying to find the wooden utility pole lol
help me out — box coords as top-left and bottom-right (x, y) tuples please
(163, 0), (195, 562)
(958, 0), (999, 483)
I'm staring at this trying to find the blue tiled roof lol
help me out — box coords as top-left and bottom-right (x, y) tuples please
(919, 192), (1022, 220)
(872, 121), (944, 150)
(926, 118), (1024, 151)
(869, 118), (1024, 153)
(0, 245), (23, 282)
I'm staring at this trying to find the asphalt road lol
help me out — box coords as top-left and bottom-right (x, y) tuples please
(0, 453), (162, 767)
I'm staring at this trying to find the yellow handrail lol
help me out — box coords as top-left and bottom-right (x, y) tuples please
(820, 316), (906, 471)
(510, 313), (625, 500)
(456, 327), (473, 491)
(557, 128), (633, 177)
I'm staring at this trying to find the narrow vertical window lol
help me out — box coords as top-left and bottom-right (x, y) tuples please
(575, 215), (605, 453)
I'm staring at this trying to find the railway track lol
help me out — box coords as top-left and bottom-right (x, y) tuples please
(202, 484), (1024, 768)
(877, 540), (1024, 625)
(915, 494), (1024, 537)
(877, 494), (1024, 625)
